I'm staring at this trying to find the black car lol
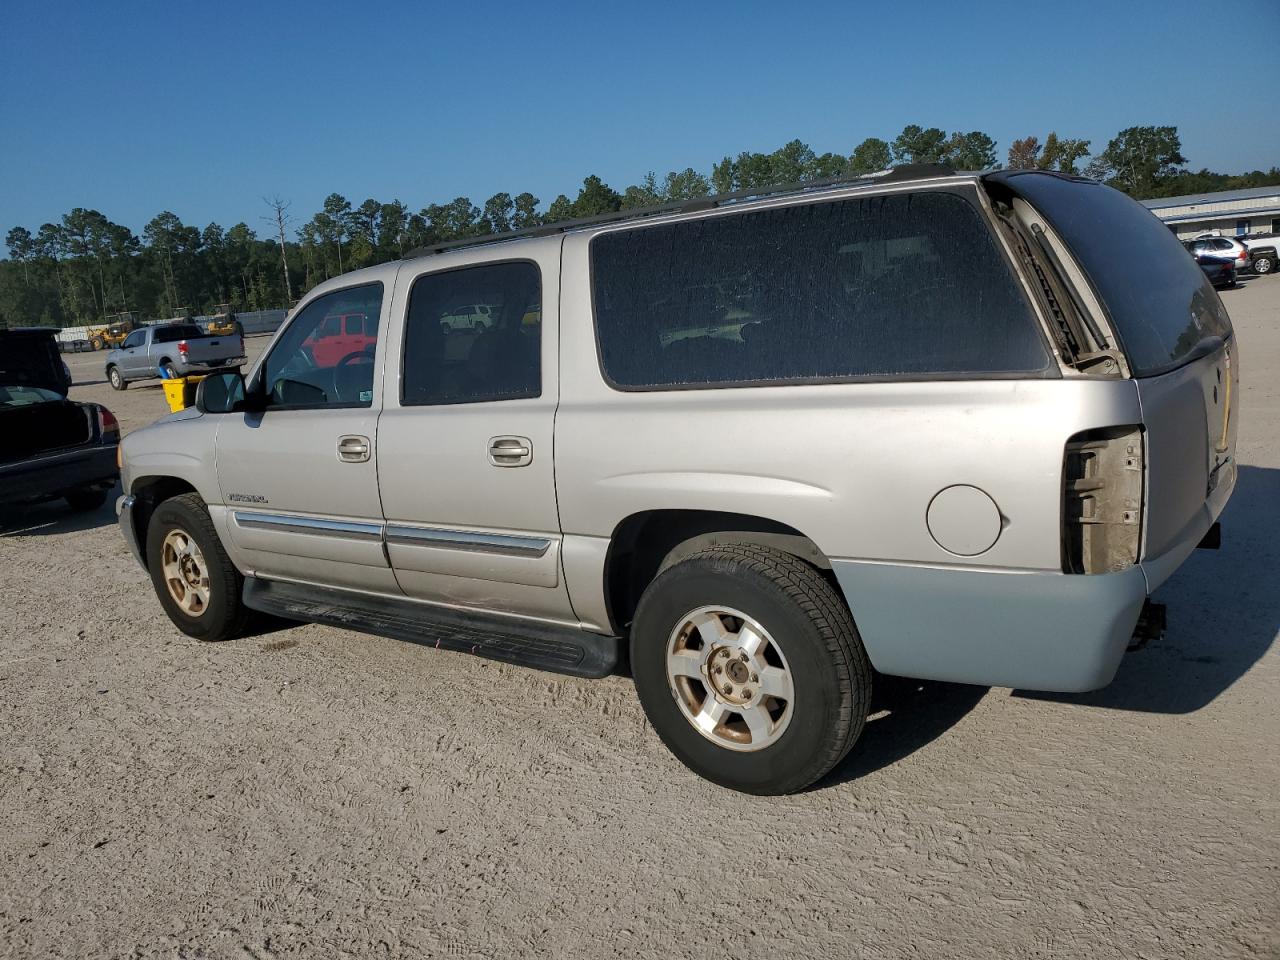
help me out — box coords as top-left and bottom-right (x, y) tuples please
(0, 328), (120, 512)
(1181, 241), (1236, 290)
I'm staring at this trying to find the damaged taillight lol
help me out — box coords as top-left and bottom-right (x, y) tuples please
(1062, 426), (1144, 574)
(98, 406), (120, 443)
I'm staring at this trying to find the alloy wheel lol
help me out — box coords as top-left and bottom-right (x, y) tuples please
(161, 528), (211, 617)
(665, 605), (795, 752)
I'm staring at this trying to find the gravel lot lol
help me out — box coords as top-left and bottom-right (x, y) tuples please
(2, 281), (1277, 959)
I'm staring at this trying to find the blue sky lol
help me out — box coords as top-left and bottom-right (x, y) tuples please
(2, 0), (1277, 239)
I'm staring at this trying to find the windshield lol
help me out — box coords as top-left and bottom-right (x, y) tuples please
(0, 384), (64, 407)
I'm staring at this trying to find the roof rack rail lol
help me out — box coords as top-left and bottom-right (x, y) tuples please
(401, 163), (957, 260)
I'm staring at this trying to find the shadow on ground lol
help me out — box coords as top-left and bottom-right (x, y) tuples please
(818, 675), (988, 787)
(1017, 464), (1278, 714)
(819, 464), (1279, 787)
(0, 483), (120, 537)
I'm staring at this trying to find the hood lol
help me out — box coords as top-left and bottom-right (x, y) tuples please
(0, 329), (72, 396)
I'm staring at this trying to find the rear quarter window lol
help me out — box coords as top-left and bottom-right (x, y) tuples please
(590, 189), (1053, 390)
(154, 325), (202, 343)
(997, 173), (1232, 377)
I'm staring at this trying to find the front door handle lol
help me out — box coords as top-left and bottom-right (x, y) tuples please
(337, 435), (371, 463)
(489, 436), (532, 467)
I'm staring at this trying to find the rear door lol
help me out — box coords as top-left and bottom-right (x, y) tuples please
(376, 246), (575, 623)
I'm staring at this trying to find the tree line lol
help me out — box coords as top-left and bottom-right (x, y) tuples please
(3, 123), (1277, 330)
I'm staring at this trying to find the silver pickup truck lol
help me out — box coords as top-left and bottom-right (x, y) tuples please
(105, 322), (246, 390)
(114, 167), (1238, 794)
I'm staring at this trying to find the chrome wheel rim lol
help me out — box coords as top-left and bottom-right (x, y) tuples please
(110, 368), (120, 386)
(161, 528), (211, 617)
(666, 605), (794, 752)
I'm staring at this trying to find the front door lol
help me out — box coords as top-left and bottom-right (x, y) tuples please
(118, 329), (148, 377)
(376, 249), (576, 623)
(215, 280), (398, 594)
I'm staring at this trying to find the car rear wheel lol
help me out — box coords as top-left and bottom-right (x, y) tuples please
(107, 366), (127, 390)
(1253, 255), (1275, 275)
(630, 543), (871, 794)
(90, 337), (104, 351)
(146, 493), (252, 642)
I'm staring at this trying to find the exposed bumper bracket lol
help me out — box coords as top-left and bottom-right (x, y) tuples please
(1128, 600), (1167, 651)
(1196, 522), (1221, 550)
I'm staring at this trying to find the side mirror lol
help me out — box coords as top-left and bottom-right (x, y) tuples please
(195, 372), (247, 414)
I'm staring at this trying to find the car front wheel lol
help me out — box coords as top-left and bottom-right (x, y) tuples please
(107, 366), (127, 390)
(630, 543), (871, 794)
(146, 493), (251, 642)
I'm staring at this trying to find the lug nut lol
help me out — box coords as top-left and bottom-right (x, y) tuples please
(750, 673), (758, 683)
(714, 666), (722, 675)
(743, 689), (752, 699)
(739, 652), (748, 663)
(722, 684), (732, 694)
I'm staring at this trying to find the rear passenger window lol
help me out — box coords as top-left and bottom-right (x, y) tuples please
(591, 190), (1051, 389)
(402, 262), (541, 405)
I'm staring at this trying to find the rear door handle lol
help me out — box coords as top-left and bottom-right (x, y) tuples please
(337, 435), (371, 463)
(489, 436), (532, 467)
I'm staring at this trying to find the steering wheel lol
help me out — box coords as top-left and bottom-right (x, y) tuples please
(328, 347), (376, 402)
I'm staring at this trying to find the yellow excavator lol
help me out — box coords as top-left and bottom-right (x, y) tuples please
(87, 313), (135, 351)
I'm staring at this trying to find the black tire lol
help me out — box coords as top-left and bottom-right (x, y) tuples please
(107, 365), (127, 390)
(90, 337), (104, 351)
(1253, 255), (1274, 276)
(630, 543), (872, 794)
(65, 488), (107, 512)
(145, 492), (251, 642)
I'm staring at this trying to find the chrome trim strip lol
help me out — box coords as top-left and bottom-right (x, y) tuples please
(252, 572), (585, 630)
(385, 524), (552, 558)
(232, 511), (383, 542)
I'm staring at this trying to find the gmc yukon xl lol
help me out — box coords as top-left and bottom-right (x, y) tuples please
(114, 167), (1238, 794)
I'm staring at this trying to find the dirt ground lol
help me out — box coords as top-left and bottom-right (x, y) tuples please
(2, 280), (1277, 959)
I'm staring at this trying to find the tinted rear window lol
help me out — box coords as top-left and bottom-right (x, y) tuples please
(591, 189), (1052, 389)
(999, 174), (1232, 377)
(154, 324), (203, 343)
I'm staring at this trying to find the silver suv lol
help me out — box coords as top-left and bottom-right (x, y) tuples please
(116, 168), (1238, 794)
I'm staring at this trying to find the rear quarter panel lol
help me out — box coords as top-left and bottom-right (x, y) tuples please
(556, 231), (1144, 580)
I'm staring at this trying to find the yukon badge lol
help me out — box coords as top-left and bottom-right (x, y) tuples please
(228, 493), (269, 504)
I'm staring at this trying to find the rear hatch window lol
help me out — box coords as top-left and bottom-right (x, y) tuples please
(154, 324), (204, 343)
(0, 332), (69, 395)
(991, 173), (1231, 377)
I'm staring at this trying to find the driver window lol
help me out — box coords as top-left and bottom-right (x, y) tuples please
(122, 330), (146, 349)
(261, 283), (384, 409)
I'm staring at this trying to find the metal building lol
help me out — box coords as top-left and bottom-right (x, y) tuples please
(1142, 185), (1280, 239)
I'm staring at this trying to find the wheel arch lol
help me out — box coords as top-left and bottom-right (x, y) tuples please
(602, 508), (841, 635)
(126, 475), (201, 566)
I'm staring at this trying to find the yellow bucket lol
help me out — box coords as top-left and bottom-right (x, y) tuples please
(162, 375), (206, 413)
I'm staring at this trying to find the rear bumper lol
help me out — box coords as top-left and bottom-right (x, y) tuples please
(832, 560), (1148, 692)
(832, 458), (1233, 694)
(186, 357), (246, 371)
(0, 445), (118, 505)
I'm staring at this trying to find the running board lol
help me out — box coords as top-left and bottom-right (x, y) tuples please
(243, 577), (621, 678)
